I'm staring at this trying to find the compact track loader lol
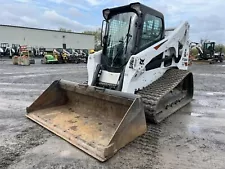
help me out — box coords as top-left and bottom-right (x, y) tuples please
(63, 48), (79, 63)
(26, 2), (194, 162)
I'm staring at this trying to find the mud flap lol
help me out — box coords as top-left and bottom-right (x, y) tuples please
(26, 80), (147, 161)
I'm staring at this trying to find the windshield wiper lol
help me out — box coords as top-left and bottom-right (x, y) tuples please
(125, 16), (132, 54)
(112, 43), (124, 66)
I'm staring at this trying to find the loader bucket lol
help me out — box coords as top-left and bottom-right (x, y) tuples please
(26, 80), (146, 161)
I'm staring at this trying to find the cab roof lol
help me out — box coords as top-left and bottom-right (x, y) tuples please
(103, 2), (164, 20)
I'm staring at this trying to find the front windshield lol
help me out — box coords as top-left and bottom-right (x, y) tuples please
(206, 43), (213, 50)
(56, 48), (63, 53)
(104, 12), (137, 68)
(66, 48), (72, 54)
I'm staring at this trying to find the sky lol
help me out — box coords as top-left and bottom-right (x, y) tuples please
(0, 0), (225, 43)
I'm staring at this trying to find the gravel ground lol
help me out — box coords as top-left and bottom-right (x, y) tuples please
(0, 58), (225, 169)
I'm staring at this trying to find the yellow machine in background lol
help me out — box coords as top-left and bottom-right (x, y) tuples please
(53, 48), (68, 63)
(89, 49), (95, 54)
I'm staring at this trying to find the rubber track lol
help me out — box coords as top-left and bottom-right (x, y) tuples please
(137, 69), (193, 123)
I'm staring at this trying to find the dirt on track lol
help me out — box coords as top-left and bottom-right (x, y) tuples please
(1, 59), (225, 169)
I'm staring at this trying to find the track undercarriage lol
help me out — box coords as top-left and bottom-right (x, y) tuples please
(137, 69), (194, 123)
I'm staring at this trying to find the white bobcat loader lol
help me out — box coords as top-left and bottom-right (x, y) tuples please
(26, 2), (194, 162)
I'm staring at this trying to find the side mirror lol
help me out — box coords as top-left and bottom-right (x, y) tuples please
(101, 20), (107, 47)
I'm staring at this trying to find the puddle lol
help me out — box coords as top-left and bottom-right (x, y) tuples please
(196, 100), (210, 107)
(206, 92), (225, 96)
(190, 111), (222, 118)
(188, 125), (201, 134)
(197, 74), (225, 78)
(194, 91), (225, 97)
(191, 113), (202, 117)
(215, 65), (225, 67)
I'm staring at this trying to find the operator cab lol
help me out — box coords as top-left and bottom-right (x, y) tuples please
(12, 44), (20, 56)
(56, 48), (63, 53)
(1, 43), (9, 48)
(202, 42), (215, 59)
(92, 2), (165, 90)
(0, 43), (10, 56)
(101, 2), (164, 72)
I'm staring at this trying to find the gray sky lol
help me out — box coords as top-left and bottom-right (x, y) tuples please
(1, 0), (225, 44)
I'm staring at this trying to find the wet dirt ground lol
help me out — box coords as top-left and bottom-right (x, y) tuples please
(0, 58), (225, 169)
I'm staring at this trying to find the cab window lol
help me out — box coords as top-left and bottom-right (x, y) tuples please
(139, 14), (163, 50)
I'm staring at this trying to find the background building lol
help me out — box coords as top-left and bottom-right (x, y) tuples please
(0, 25), (95, 50)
